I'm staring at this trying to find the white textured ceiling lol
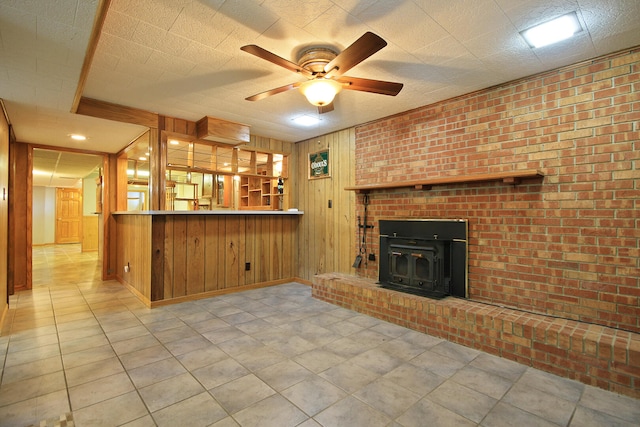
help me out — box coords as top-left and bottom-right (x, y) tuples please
(32, 148), (103, 188)
(1, 0), (640, 162)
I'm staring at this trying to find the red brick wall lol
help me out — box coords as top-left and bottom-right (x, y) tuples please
(355, 48), (640, 333)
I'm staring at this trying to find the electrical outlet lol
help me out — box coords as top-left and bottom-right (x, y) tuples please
(328, 200), (332, 208)
(124, 262), (130, 273)
(245, 262), (251, 271)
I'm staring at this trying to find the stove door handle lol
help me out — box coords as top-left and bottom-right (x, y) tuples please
(391, 251), (403, 256)
(411, 253), (423, 258)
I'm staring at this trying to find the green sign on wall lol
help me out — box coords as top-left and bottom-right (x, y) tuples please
(309, 149), (330, 179)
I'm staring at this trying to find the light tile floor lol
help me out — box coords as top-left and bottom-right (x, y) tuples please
(0, 244), (639, 426)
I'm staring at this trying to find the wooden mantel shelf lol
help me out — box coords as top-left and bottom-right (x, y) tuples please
(344, 169), (544, 193)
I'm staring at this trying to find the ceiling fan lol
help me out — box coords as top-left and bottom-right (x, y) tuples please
(241, 32), (403, 114)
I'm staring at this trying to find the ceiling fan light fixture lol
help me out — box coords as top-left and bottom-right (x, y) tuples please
(300, 79), (342, 106)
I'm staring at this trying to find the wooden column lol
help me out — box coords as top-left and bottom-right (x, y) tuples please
(8, 142), (32, 292)
(148, 127), (166, 211)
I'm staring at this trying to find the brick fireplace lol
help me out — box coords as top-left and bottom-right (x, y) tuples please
(313, 47), (640, 398)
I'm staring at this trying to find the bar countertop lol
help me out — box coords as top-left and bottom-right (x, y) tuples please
(112, 209), (304, 215)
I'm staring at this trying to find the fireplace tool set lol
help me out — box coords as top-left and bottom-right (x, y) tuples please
(353, 194), (374, 268)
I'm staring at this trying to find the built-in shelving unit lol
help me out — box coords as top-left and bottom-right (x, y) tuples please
(344, 170), (544, 193)
(162, 136), (288, 211)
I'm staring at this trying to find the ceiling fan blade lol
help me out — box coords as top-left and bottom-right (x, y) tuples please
(337, 76), (403, 96)
(245, 82), (301, 102)
(323, 32), (387, 79)
(241, 45), (314, 78)
(318, 102), (334, 114)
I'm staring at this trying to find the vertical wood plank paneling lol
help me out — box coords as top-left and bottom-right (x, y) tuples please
(225, 216), (241, 288)
(204, 216), (220, 291)
(151, 216), (165, 301)
(216, 216), (226, 287)
(115, 215), (152, 300)
(115, 212), (299, 304)
(172, 216), (187, 297)
(295, 130), (356, 282)
(244, 216), (256, 285)
(255, 216), (266, 283)
(0, 109), (8, 316)
(163, 216), (174, 298)
(237, 215), (246, 285)
(186, 216), (205, 295)
(270, 216), (282, 280)
(282, 216), (294, 278)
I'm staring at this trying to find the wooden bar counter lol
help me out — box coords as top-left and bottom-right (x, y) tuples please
(112, 210), (303, 307)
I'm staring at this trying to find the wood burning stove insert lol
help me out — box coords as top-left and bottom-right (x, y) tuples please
(379, 219), (467, 299)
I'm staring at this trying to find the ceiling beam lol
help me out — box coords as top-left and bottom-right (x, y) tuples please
(77, 97), (159, 129)
(70, 0), (112, 114)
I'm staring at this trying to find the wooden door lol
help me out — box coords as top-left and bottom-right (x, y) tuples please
(56, 188), (82, 243)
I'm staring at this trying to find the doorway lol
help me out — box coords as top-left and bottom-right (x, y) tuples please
(32, 148), (104, 286)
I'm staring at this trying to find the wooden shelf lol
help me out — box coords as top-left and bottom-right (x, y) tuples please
(345, 170), (544, 193)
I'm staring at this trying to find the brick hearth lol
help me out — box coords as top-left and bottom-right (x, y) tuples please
(312, 273), (640, 399)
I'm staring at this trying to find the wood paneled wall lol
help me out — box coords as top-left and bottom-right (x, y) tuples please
(116, 214), (152, 300)
(293, 129), (357, 281)
(82, 216), (99, 252)
(155, 215), (298, 301)
(0, 106), (9, 327)
(115, 213), (299, 306)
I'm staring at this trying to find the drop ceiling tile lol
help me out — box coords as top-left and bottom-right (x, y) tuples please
(90, 51), (121, 71)
(0, 48), (37, 72)
(180, 43), (232, 70)
(216, 0), (279, 36)
(262, 0), (334, 28)
(145, 49), (197, 76)
(110, 0), (187, 31)
(96, 33), (154, 64)
(418, 0), (509, 42)
(0, 4), (37, 46)
(579, 0), (640, 55)
(252, 19), (319, 60)
(413, 35), (471, 65)
(480, 49), (545, 81)
(131, 20), (191, 56)
(462, 22), (529, 59)
(75, 0), (100, 27)
(333, 0), (378, 17)
(302, 5), (365, 43)
(169, 7), (230, 50)
(357, 1), (450, 53)
(102, 9), (139, 40)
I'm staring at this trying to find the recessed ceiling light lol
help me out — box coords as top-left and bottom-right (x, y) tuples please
(292, 115), (321, 126)
(521, 12), (582, 49)
(69, 134), (87, 141)
(169, 139), (180, 145)
(139, 157), (147, 161)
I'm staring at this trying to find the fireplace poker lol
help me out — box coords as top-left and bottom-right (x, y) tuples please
(352, 215), (363, 268)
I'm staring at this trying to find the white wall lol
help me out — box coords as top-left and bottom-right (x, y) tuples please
(83, 175), (98, 215)
(32, 186), (56, 245)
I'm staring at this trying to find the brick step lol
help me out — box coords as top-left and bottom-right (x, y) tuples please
(312, 272), (640, 399)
